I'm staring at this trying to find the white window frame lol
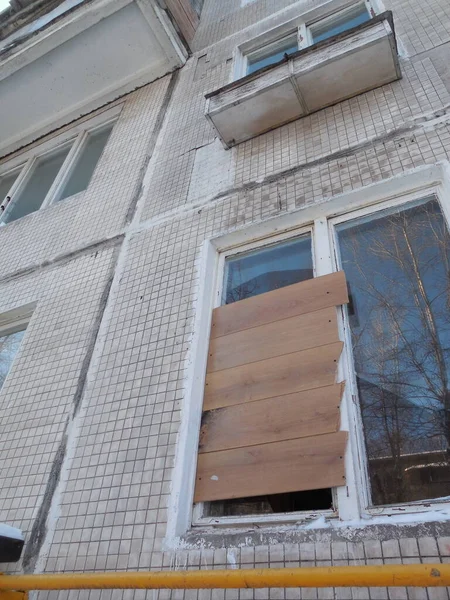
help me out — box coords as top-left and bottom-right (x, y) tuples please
(0, 104), (121, 225)
(233, 0), (380, 80)
(192, 226), (344, 528)
(304, 0), (373, 47)
(165, 163), (450, 546)
(329, 189), (450, 518)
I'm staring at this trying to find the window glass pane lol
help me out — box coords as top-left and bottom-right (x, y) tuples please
(337, 198), (450, 505)
(58, 124), (114, 201)
(0, 169), (20, 207)
(311, 4), (370, 44)
(223, 235), (313, 305)
(4, 145), (71, 224)
(0, 329), (25, 390)
(247, 36), (298, 75)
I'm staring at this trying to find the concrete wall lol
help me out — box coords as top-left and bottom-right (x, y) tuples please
(1, 0), (450, 597)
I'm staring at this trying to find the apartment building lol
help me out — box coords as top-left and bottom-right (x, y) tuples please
(1, 0), (450, 596)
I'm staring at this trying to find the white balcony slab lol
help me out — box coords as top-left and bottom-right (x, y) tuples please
(206, 14), (400, 149)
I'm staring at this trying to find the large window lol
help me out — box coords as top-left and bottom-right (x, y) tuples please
(195, 233), (349, 520)
(0, 120), (115, 225)
(336, 197), (450, 506)
(193, 192), (450, 530)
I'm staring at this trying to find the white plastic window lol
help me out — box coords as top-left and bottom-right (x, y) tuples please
(0, 118), (116, 225)
(245, 33), (298, 75)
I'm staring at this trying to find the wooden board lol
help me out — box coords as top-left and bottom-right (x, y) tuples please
(165, 0), (199, 43)
(194, 431), (348, 502)
(199, 383), (343, 453)
(207, 307), (338, 373)
(203, 341), (343, 411)
(211, 271), (348, 339)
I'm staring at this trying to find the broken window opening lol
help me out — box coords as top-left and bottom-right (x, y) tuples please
(203, 489), (333, 517)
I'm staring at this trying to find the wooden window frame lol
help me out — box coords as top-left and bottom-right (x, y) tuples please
(165, 163), (450, 545)
(0, 105), (121, 225)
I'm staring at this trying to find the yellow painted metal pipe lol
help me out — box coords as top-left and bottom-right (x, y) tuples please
(0, 565), (450, 591)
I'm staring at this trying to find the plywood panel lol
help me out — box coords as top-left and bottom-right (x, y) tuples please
(199, 383), (343, 453)
(204, 341), (343, 411)
(211, 271), (348, 338)
(194, 431), (348, 502)
(165, 0), (198, 43)
(207, 307), (338, 373)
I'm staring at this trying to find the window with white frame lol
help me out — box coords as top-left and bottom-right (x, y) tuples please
(195, 232), (344, 522)
(0, 119), (115, 225)
(306, 1), (372, 45)
(190, 185), (450, 528)
(237, 0), (375, 79)
(334, 196), (450, 507)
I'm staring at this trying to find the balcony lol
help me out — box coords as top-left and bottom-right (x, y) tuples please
(0, 0), (198, 156)
(205, 12), (401, 149)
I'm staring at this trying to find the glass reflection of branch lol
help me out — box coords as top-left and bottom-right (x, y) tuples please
(338, 198), (450, 505)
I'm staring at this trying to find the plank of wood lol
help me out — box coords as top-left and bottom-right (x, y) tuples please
(199, 383), (343, 453)
(207, 307), (338, 373)
(194, 431), (348, 502)
(165, 0), (197, 42)
(203, 341), (343, 411)
(211, 271), (348, 339)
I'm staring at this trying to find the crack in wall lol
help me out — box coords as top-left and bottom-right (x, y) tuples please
(21, 244), (121, 573)
(124, 70), (180, 226)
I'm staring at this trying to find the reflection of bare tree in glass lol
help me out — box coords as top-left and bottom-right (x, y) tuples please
(340, 200), (450, 504)
(0, 330), (25, 390)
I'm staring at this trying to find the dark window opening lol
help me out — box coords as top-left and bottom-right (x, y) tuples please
(204, 489), (333, 517)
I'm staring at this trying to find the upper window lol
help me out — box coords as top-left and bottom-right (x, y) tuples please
(308, 2), (371, 44)
(222, 235), (313, 304)
(195, 234), (351, 521)
(238, 1), (374, 79)
(245, 33), (298, 75)
(0, 120), (115, 225)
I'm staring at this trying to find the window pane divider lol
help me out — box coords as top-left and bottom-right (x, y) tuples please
(313, 218), (361, 521)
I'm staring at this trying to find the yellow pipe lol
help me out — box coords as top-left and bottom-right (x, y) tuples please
(0, 565), (449, 591)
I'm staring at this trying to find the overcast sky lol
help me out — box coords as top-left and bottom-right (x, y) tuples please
(0, 0), (9, 11)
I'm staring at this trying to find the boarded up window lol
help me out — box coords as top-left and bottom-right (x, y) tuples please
(194, 236), (349, 514)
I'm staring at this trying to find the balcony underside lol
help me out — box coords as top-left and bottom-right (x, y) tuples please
(205, 13), (401, 149)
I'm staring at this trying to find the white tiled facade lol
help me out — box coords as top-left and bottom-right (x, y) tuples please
(2, 0), (450, 598)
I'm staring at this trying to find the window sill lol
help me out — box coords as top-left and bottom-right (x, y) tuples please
(205, 12), (400, 149)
